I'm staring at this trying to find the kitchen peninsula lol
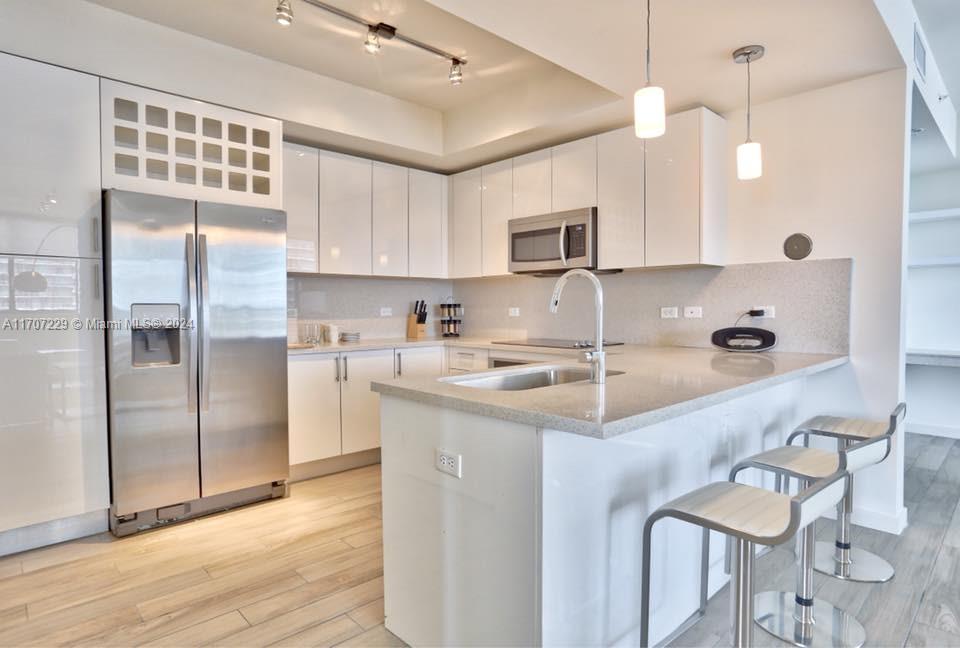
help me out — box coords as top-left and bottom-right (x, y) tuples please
(372, 346), (846, 647)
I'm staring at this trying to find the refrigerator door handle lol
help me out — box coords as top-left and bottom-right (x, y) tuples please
(186, 233), (198, 413)
(199, 233), (212, 412)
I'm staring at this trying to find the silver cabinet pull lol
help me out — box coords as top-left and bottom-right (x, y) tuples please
(185, 233), (198, 413)
(343, 355), (348, 382)
(198, 233), (211, 411)
(397, 351), (402, 377)
(335, 356), (340, 382)
(559, 219), (568, 267)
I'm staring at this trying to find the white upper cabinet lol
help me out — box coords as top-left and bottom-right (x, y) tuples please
(372, 161), (409, 277)
(451, 168), (483, 278)
(409, 170), (447, 278)
(481, 159), (513, 276)
(645, 107), (727, 267)
(512, 149), (552, 219)
(283, 143), (319, 273)
(100, 80), (283, 210)
(287, 353), (341, 464)
(0, 54), (101, 259)
(597, 126), (644, 270)
(318, 150), (372, 275)
(551, 136), (597, 212)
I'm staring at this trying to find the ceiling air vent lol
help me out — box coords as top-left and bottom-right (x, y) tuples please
(914, 24), (927, 82)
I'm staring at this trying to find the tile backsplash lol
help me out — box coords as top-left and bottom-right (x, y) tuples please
(452, 259), (852, 354)
(288, 275), (453, 342)
(288, 259), (851, 354)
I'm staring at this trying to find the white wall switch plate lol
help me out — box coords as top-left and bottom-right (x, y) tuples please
(508, 307), (520, 317)
(683, 306), (703, 319)
(435, 448), (462, 478)
(660, 306), (679, 319)
(753, 305), (776, 318)
(380, 307), (393, 317)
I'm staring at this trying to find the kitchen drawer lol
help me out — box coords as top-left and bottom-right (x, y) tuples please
(447, 347), (489, 372)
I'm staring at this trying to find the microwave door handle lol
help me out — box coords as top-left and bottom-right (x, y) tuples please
(185, 233), (198, 414)
(199, 233), (211, 412)
(559, 220), (568, 267)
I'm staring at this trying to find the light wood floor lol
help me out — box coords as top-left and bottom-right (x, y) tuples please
(1, 434), (958, 647)
(673, 433), (960, 648)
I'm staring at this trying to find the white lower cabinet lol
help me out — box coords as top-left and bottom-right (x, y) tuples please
(341, 349), (395, 455)
(396, 346), (444, 379)
(446, 347), (490, 374)
(287, 353), (341, 464)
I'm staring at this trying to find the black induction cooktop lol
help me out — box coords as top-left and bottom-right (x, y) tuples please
(492, 338), (624, 349)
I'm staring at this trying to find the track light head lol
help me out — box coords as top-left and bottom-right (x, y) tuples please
(364, 27), (381, 54)
(275, 0), (293, 26)
(449, 59), (463, 85)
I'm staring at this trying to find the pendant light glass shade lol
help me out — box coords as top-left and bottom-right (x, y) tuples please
(634, 86), (666, 138)
(737, 141), (762, 180)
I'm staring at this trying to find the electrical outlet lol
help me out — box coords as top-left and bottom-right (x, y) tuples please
(508, 307), (520, 317)
(752, 305), (776, 319)
(380, 307), (392, 317)
(435, 448), (462, 478)
(660, 306), (679, 319)
(683, 306), (703, 319)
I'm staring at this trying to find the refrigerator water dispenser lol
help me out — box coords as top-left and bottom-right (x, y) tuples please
(130, 303), (181, 367)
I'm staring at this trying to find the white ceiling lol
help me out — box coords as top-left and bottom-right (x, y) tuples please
(90, 0), (904, 171)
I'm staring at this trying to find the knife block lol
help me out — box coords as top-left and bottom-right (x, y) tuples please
(406, 314), (427, 340)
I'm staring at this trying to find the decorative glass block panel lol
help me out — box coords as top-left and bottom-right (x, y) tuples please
(101, 80), (282, 208)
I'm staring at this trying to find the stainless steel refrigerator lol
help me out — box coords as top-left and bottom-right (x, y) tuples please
(103, 189), (288, 536)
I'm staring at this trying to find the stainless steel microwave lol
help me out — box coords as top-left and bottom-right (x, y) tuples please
(507, 207), (597, 274)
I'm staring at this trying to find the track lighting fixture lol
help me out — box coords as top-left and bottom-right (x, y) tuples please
(278, 0), (467, 84)
(364, 27), (381, 54)
(275, 0), (293, 27)
(733, 45), (765, 180)
(634, 0), (665, 138)
(449, 59), (463, 85)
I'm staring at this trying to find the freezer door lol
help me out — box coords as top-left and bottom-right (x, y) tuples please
(104, 190), (200, 516)
(197, 202), (288, 496)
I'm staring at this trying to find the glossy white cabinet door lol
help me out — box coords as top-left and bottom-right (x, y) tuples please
(395, 346), (444, 379)
(512, 149), (552, 219)
(0, 256), (109, 533)
(283, 143), (319, 273)
(645, 109), (703, 267)
(409, 169), (446, 278)
(318, 150), (372, 275)
(287, 353), (341, 465)
(597, 127), (645, 269)
(451, 168), (482, 278)
(552, 136), (597, 212)
(373, 162), (409, 277)
(481, 159), (513, 276)
(0, 54), (101, 259)
(341, 349), (394, 454)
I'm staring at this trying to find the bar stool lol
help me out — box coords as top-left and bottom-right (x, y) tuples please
(640, 470), (849, 648)
(787, 403), (906, 582)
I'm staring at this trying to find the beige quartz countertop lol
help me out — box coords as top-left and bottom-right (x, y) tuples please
(287, 337), (588, 356)
(371, 346), (848, 439)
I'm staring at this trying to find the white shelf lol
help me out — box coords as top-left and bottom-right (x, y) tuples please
(908, 256), (960, 268)
(907, 349), (960, 368)
(910, 208), (960, 223)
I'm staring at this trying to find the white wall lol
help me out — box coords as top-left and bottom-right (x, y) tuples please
(724, 69), (911, 533)
(0, 0), (443, 157)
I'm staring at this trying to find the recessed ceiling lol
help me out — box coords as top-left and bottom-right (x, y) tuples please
(87, 0), (612, 115)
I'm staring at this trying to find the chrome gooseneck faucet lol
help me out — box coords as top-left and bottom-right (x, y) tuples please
(549, 269), (605, 384)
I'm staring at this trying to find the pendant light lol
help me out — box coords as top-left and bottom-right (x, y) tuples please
(733, 45), (765, 180)
(634, 0), (665, 138)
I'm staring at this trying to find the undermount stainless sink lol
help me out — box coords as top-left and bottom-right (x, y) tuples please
(441, 365), (624, 391)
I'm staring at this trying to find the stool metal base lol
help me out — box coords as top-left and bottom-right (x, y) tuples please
(813, 541), (894, 583)
(754, 591), (866, 648)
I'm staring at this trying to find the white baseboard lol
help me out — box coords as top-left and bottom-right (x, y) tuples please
(907, 423), (960, 440)
(852, 505), (908, 535)
(0, 509), (108, 558)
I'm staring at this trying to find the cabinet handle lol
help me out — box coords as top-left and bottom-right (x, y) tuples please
(397, 351), (402, 377)
(334, 356), (340, 382)
(343, 356), (348, 381)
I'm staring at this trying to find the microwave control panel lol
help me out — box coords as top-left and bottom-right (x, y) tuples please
(567, 223), (587, 257)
